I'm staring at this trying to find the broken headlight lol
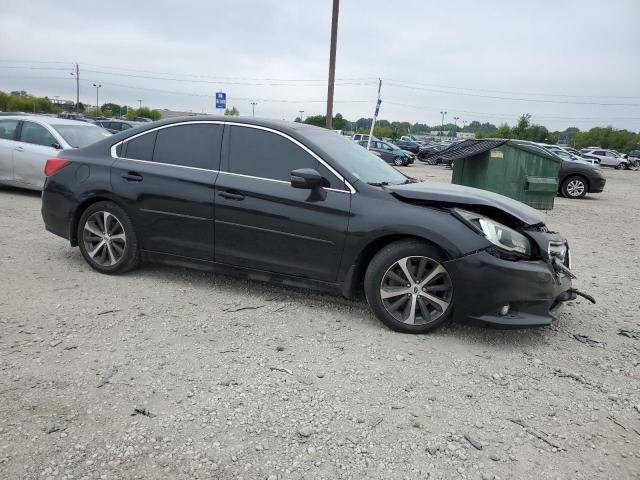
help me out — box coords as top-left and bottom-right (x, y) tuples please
(455, 209), (531, 257)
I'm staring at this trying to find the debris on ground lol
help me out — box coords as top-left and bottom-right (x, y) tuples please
(618, 328), (639, 339)
(269, 366), (293, 375)
(132, 407), (155, 418)
(508, 418), (563, 450)
(573, 334), (605, 347)
(96, 366), (118, 388)
(43, 424), (66, 434)
(464, 433), (483, 450)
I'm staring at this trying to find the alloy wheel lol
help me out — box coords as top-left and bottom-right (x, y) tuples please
(379, 256), (452, 325)
(566, 179), (585, 197)
(83, 211), (127, 266)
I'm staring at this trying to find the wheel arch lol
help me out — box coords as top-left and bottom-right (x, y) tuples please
(342, 233), (450, 298)
(70, 193), (132, 246)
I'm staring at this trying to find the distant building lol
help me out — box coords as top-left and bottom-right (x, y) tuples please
(159, 110), (199, 119)
(457, 132), (475, 139)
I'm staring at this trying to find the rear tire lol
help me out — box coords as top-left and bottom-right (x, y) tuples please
(364, 240), (453, 333)
(560, 175), (587, 199)
(77, 201), (140, 274)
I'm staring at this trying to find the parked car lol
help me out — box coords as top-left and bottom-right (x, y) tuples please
(392, 139), (422, 154)
(352, 133), (377, 143)
(134, 117), (154, 123)
(418, 143), (451, 163)
(535, 145), (607, 199)
(0, 115), (111, 190)
(92, 120), (142, 134)
(581, 149), (629, 169)
(41, 116), (577, 333)
(359, 140), (415, 166)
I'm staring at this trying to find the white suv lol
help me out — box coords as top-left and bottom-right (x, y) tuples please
(581, 148), (629, 169)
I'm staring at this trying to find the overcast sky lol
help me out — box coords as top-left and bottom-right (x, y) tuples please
(1, 0), (639, 130)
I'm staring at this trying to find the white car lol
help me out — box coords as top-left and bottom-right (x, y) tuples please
(0, 115), (111, 190)
(580, 148), (629, 170)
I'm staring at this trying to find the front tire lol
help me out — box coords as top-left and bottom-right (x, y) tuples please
(77, 201), (140, 274)
(616, 162), (627, 170)
(393, 156), (404, 166)
(364, 240), (453, 333)
(561, 175), (587, 199)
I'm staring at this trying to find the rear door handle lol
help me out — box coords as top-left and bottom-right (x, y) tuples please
(218, 191), (245, 201)
(121, 172), (143, 182)
(14, 146), (24, 152)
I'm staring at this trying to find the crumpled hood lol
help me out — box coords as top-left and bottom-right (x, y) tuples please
(386, 181), (545, 227)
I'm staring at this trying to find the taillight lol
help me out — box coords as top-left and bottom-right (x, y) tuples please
(44, 158), (72, 176)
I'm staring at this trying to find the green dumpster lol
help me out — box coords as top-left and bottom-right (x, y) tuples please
(447, 140), (561, 210)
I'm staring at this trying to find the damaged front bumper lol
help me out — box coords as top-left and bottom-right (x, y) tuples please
(445, 233), (575, 327)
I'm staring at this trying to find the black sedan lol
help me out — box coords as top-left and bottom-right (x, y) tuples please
(41, 116), (578, 333)
(358, 140), (415, 166)
(393, 139), (422, 155)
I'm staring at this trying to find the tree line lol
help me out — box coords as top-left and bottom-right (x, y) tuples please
(0, 90), (161, 120)
(2, 90), (638, 152)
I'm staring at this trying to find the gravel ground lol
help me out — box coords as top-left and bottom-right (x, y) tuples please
(0, 165), (639, 480)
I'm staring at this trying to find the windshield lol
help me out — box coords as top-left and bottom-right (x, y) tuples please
(53, 124), (111, 148)
(304, 129), (408, 185)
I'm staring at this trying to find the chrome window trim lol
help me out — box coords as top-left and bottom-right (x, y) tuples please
(109, 120), (355, 194)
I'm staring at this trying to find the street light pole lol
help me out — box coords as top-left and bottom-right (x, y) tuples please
(325, 0), (340, 130)
(92, 83), (102, 115)
(299, 110), (304, 122)
(70, 63), (80, 113)
(137, 99), (143, 109)
(250, 102), (257, 117)
(440, 111), (447, 137)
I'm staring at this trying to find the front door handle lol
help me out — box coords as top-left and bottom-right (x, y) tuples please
(14, 146), (24, 152)
(218, 191), (245, 201)
(121, 172), (143, 182)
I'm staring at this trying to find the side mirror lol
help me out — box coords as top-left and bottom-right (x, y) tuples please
(52, 142), (62, 150)
(290, 168), (324, 189)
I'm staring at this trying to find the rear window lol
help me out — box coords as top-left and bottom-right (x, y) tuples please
(53, 125), (111, 148)
(0, 119), (19, 140)
(123, 131), (157, 161)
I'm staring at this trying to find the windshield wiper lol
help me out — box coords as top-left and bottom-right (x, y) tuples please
(367, 181), (390, 186)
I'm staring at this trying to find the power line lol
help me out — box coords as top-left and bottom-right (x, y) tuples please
(384, 81), (640, 107)
(385, 78), (640, 100)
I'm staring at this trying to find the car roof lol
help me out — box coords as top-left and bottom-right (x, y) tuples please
(0, 114), (98, 127)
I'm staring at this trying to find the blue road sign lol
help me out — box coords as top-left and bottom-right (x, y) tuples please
(215, 92), (226, 109)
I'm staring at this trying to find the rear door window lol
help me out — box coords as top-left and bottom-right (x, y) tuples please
(152, 124), (223, 170)
(0, 119), (19, 140)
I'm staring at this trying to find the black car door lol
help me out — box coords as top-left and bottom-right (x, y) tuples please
(214, 124), (351, 282)
(110, 122), (223, 261)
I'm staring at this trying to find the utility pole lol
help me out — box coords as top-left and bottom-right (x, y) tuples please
(325, 0), (339, 130)
(250, 101), (257, 117)
(440, 111), (447, 138)
(70, 63), (80, 113)
(93, 84), (102, 115)
(366, 79), (382, 151)
(298, 110), (304, 122)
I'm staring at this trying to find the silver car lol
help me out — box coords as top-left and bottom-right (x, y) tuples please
(0, 115), (111, 190)
(580, 148), (629, 169)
